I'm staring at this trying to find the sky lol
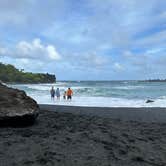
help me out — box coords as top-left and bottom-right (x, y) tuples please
(0, 0), (166, 80)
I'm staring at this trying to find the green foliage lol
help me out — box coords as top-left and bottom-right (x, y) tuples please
(0, 63), (56, 83)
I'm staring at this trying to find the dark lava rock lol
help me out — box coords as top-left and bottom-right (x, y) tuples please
(146, 100), (154, 103)
(0, 83), (39, 126)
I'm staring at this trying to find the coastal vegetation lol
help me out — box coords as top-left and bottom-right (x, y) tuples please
(0, 63), (56, 83)
(140, 79), (166, 82)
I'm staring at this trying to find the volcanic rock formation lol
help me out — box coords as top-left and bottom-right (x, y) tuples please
(0, 83), (39, 126)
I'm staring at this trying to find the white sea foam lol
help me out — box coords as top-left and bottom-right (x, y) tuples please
(113, 86), (145, 90)
(28, 92), (166, 108)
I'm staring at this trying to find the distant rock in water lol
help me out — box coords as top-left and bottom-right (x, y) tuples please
(146, 100), (154, 103)
(0, 83), (39, 126)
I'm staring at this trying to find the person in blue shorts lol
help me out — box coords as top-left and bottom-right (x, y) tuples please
(50, 86), (55, 100)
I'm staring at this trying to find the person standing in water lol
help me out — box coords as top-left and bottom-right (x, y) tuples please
(63, 91), (67, 100)
(56, 88), (60, 100)
(67, 88), (73, 100)
(50, 86), (55, 100)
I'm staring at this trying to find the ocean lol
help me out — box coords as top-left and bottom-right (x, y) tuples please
(9, 81), (166, 107)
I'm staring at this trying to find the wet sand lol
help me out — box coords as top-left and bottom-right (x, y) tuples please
(0, 105), (166, 166)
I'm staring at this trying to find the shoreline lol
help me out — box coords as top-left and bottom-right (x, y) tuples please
(0, 105), (166, 166)
(39, 104), (166, 123)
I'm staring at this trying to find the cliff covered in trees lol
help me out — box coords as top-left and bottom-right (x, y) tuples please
(0, 63), (56, 83)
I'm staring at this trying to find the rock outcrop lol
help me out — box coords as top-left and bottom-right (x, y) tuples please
(0, 83), (39, 126)
(146, 99), (154, 103)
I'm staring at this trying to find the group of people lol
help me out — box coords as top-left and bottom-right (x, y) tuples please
(50, 87), (73, 101)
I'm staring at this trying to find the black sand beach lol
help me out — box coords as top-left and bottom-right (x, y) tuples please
(0, 105), (166, 166)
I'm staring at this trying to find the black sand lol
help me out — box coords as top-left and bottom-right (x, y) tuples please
(0, 105), (166, 166)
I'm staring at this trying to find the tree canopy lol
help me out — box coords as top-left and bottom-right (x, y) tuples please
(0, 63), (56, 83)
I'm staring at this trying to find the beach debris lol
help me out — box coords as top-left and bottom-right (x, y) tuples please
(0, 83), (39, 126)
(146, 100), (154, 103)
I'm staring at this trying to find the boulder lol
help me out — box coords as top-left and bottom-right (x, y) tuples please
(146, 99), (154, 103)
(0, 83), (39, 126)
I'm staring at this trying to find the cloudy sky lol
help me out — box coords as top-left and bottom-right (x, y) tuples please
(0, 0), (166, 80)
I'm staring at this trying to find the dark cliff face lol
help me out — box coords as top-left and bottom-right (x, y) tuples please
(0, 83), (39, 126)
(43, 73), (56, 83)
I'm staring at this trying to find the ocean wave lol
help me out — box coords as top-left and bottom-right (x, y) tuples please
(23, 84), (90, 92)
(113, 86), (145, 90)
(9, 82), (166, 107)
(26, 85), (50, 91)
(158, 96), (166, 99)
